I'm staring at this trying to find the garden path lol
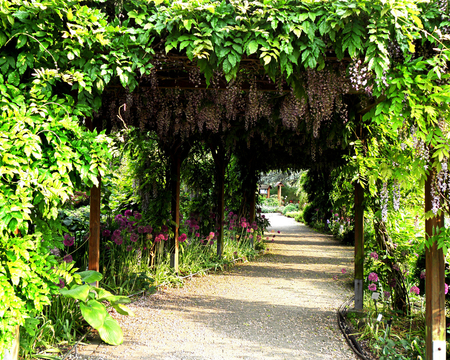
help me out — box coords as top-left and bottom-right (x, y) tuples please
(77, 213), (357, 360)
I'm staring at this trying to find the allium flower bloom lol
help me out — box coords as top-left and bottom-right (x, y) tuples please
(138, 226), (145, 234)
(368, 272), (378, 282)
(124, 210), (133, 217)
(410, 286), (420, 295)
(145, 226), (153, 233)
(102, 229), (111, 237)
(134, 212), (142, 220)
(126, 245), (133, 252)
(63, 237), (74, 247)
(58, 278), (65, 289)
(179, 233), (187, 243)
(195, 232), (200, 237)
(369, 252), (378, 260)
(368, 284), (377, 291)
(383, 291), (391, 299)
(341, 268), (347, 274)
(114, 214), (123, 222)
(114, 237), (123, 245)
(63, 254), (73, 263)
(130, 233), (139, 242)
(161, 225), (168, 233)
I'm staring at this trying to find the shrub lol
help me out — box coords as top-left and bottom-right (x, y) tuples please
(303, 204), (316, 224)
(295, 212), (304, 223)
(282, 203), (298, 215)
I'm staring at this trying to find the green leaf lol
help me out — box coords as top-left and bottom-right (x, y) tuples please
(222, 58), (231, 73)
(60, 284), (90, 302)
(263, 55), (271, 65)
(247, 40), (258, 55)
(98, 314), (123, 345)
(112, 303), (135, 316)
(77, 270), (103, 284)
(79, 299), (107, 329)
(16, 34), (27, 49)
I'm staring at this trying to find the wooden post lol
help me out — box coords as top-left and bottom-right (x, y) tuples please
(88, 179), (101, 273)
(169, 153), (181, 273)
(266, 188), (270, 199)
(354, 182), (364, 309)
(217, 159), (225, 258)
(425, 173), (446, 360)
(86, 118), (101, 276)
(277, 185), (282, 205)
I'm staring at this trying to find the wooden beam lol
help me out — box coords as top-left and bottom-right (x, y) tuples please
(425, 172), (446, 360)
(277, 185), (282, 205)
(354, 182), (364, 310)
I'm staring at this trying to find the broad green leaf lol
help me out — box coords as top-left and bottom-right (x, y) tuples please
(79, 299), (107, 329)
(247, 40), (258, 55)
(112, 303), (135, 316)
(60, 284), (90, 302)
(97, 314), (123, 345)
(77, 270), (103, 283)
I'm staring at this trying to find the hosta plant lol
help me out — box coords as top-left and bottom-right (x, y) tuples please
(59, 270), (134, 345)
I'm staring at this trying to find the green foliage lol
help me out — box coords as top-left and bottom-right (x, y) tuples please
(59, 270), (134, 346)
(282, 203), (298, 215)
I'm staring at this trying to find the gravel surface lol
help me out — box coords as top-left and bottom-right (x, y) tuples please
(75, 213), (358, 360)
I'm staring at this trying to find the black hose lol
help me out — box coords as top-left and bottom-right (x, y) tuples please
(337, 296), (372, 360)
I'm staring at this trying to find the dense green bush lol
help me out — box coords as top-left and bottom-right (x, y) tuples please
(282, 203), (298, 215)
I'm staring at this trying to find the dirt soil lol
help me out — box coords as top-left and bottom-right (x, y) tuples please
(74, 213), (358, 360)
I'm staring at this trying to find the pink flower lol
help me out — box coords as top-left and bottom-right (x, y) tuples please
(446, 284), (449, 295)
(368, 284), (377, 291)
(194, 225), (200, 230)
(208, 232), (215, 240)
(63, 237), (74, 247)
(341, 268), (347, 274)
(420, 271), (426, 279)
(368, 272), (378, 282)
(383, 291), (391, 299)
(195, 232), (200, 237)
(179, 233), (187, 243)
(370, 252), (378, 260)
(130, 233), (139, 242)
(410, 286), (420, 295)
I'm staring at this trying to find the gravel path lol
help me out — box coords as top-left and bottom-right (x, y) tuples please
(78, 213), (357, 360)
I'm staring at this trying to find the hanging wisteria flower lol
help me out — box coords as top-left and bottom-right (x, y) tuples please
(410, 286), (420, 295)
(368, 284), (377, 292)
(179, 233), (187, 243)
(63, 254), (73, 263)
(369, 252), (378, 260)
(368, 272), (379, 282)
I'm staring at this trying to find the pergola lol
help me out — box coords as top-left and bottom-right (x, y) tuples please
(71, 2), (447, 359)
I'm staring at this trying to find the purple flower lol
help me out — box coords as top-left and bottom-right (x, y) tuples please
(179, 233), (187, 243)
(63, 237), (74, 247)
(126, 245), (133, 252)
(113, 229), (121, 238)
(134, 212), (142, 220)
(63, 254), (73, 263)
(410, 286), (420, 295)
(277, 230), (280, 234)
(145, 226), (153, 233)
(195, 232), (200, 237)
(446, 284), (449, 295)
(370, 252), (378, 260)
(130, 233), (139, 242)
(57, 278), (65, 289)
(114, 237), (123, 245)
(102, 230), (111, 237)
(341, 268), (347, 274)
(114, 214), (123, 222)
(63, 233), (71, 241)
(161, 225), (168, 233)
(368, 272), (378, 282)
(383, 291), (391, 299)
(368, 284), (377, 292)
(124, 210), (133, 217)
(138, 226), (145, 234)
(208, 232), (215, 240)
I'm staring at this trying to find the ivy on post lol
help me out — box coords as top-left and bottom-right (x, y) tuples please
(354, 182), (364, 310)
(425, 171), (446, 360)
(86, 118), (102, 281)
